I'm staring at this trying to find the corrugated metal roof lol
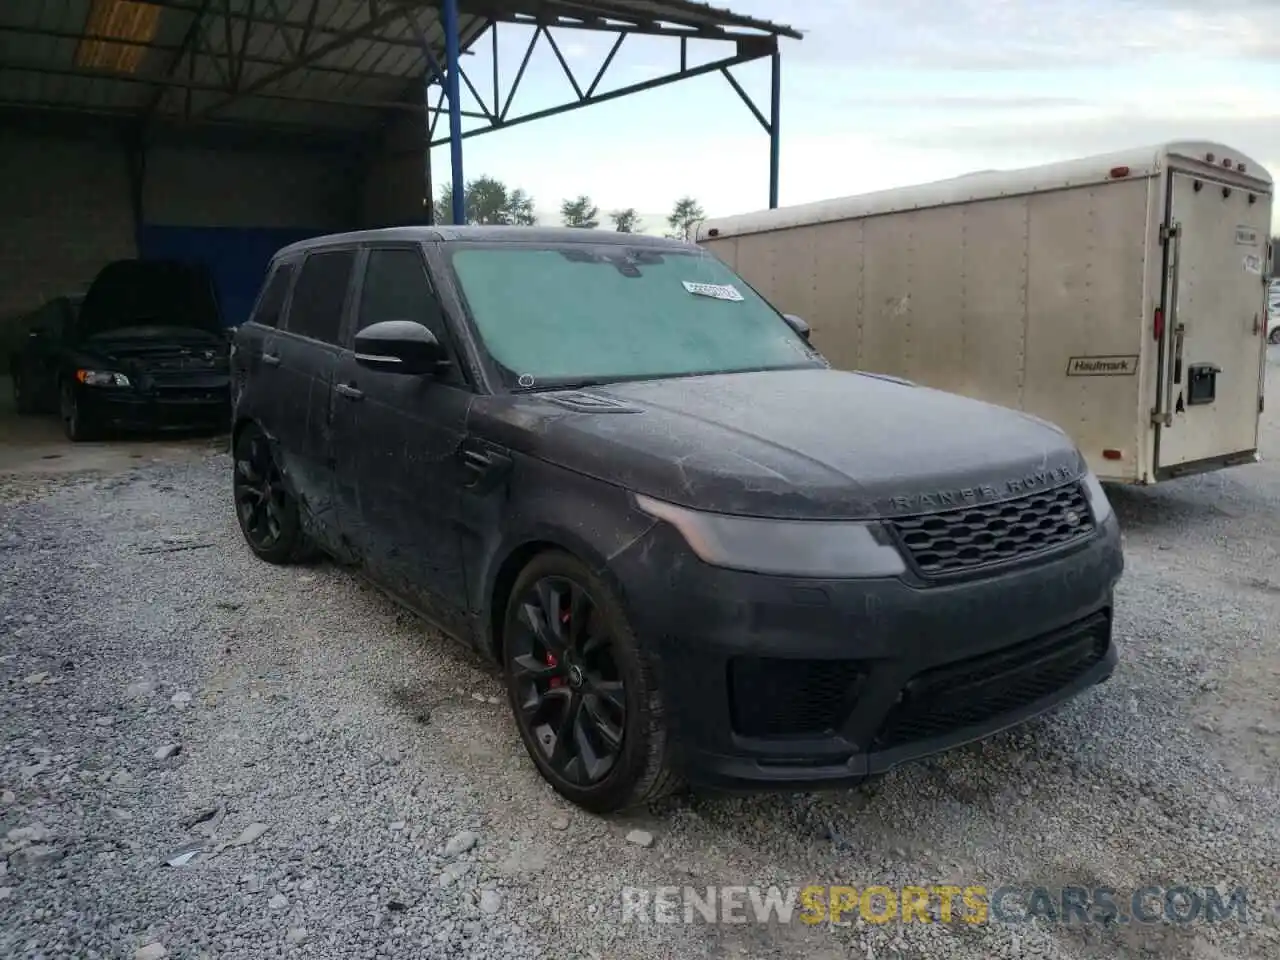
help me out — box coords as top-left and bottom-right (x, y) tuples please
(0, 0), (798, 135)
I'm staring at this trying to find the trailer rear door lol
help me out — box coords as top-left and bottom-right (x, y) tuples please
(1154, 170), (1270, 473)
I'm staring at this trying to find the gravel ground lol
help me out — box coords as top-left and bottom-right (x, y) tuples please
(2, 355), (1280, 959)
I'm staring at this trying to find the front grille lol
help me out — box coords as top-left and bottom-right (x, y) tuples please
(890, 481), (1093, 577)
(872, 613), (1110, 750)
(728, 657), (867, 738)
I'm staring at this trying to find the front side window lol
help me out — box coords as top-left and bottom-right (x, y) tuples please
(357, 247), (447, 341)
(447, 244), (819, 388)
(286, 250), (355, 344)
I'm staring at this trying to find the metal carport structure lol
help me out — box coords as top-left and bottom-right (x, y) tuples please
(0, 0), (801, 225)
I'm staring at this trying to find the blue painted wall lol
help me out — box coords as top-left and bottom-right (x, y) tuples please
(138, 225), (326, 327)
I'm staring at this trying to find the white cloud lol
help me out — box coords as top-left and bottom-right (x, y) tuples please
(732, 0), (1280, 69)
(439, 0), (1280, 233)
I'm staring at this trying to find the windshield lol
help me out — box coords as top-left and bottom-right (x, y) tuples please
(447, 243), (820, 388)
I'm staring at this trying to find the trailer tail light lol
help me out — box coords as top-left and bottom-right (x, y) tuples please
(1109, 166), (1130, 178)
(1102, 449), (1123, 461)
(1153, 307), (1164, 341)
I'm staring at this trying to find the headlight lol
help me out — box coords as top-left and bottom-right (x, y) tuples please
(1082, 471), (1114, 524)
(634, 494), (906, 579)
(75, 369), (131, 387)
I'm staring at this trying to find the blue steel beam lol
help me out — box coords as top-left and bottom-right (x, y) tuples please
(442, 0), (466, 224)
(769, 50), (780, 209)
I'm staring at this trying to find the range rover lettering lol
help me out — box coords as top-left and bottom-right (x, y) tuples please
(230, 227), (1124, 813)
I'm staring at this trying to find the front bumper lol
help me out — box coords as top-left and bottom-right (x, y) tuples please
(612, 513), (1124, 791)
(77, 383), (230, 432)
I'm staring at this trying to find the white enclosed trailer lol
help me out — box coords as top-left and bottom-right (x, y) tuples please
(695, 141), (1274, 484)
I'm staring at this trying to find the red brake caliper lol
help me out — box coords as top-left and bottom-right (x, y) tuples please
(546, 605), (570, 688)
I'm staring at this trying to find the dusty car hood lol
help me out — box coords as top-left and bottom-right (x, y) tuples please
(473, 368), (1086, 520)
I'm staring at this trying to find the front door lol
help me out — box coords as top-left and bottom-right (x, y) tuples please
(330, 245), (472, 634)
(1155, 171), (1271, 470)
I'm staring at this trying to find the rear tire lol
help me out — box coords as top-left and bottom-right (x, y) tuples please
(1268, 327), (1280, 345)
(232, 424), (312, 565)
(501, 550), (681, 813)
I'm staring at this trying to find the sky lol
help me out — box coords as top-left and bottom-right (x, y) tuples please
(427, 0), (1280, 234)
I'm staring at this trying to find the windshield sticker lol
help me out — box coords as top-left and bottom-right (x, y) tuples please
(682, 280), (744, 302)
(1244, 254), (1262, 275)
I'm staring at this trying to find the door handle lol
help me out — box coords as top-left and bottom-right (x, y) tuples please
(262, 353), (281, 366)
(335, 382), (364, 401)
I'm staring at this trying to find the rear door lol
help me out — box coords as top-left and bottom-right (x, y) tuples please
(1154, 169), (1271, 471)
(273, 247), (357, 547)
(231, 260), (294, 423)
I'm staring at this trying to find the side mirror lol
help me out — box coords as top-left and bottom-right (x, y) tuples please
(782, 313), (811, 341)
(354, 320), (447, 376)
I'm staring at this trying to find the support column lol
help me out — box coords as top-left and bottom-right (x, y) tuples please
(423, 74), (435, 225)
(442, 0), (465, 224)
(768, 49), (780, 209)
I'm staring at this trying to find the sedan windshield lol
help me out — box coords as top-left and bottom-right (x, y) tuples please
(448, 243), (820, 388)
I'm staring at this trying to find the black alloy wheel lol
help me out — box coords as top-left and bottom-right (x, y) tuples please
(233, 425), (306, 564)
(503, 551), (680, 813)
(12, 370), (34, 415)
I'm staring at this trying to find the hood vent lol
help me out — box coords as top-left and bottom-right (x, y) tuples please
(545, 391), (640, 414)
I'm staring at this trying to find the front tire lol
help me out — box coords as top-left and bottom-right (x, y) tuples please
(232, 424), (310, 565)
(12, 369), (35, 415)
(1268, 326), (1280, 345)
(502, 550), (681, 813)
(59, 381), (98, 442)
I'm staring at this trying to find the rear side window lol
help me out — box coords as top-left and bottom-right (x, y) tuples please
(287, 250), (355, 344)
(251, 264), (293, 328)
(357, 247), (448, 342)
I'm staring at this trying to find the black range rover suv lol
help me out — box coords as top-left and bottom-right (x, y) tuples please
(230, 226), (1123, 813)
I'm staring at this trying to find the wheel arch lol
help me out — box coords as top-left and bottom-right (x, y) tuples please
(483, 528), (634, 666)
(231, 415), (257, 451)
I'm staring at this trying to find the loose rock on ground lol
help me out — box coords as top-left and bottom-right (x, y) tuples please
(2, 357), (1280, 958)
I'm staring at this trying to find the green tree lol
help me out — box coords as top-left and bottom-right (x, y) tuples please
(666, 196), (705, 241)
(433, 176), (537, 226)
(609, 208), (641, 233)
(561, 195), (600, 229)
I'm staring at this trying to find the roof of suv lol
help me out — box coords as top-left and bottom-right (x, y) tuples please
(275, 225), (695, 258)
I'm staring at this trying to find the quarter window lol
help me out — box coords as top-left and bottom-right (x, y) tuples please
(251, 263), (293, 328)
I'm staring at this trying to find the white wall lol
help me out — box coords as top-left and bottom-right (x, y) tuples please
(0, 130), (137, 320)
(0, 125), (367, 323)
(143, 142), (359, 229)
(360, 111), (429, 227)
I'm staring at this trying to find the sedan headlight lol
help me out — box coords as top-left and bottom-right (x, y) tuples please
(1082, 471), (1114, 524)
(75, 369), (131, 387)
(634, 494), (906, 579)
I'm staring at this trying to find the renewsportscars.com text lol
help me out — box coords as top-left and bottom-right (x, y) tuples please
(619, 884), (1252, 926)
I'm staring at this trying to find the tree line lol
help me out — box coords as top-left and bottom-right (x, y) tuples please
(432, 176), (706, 239)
